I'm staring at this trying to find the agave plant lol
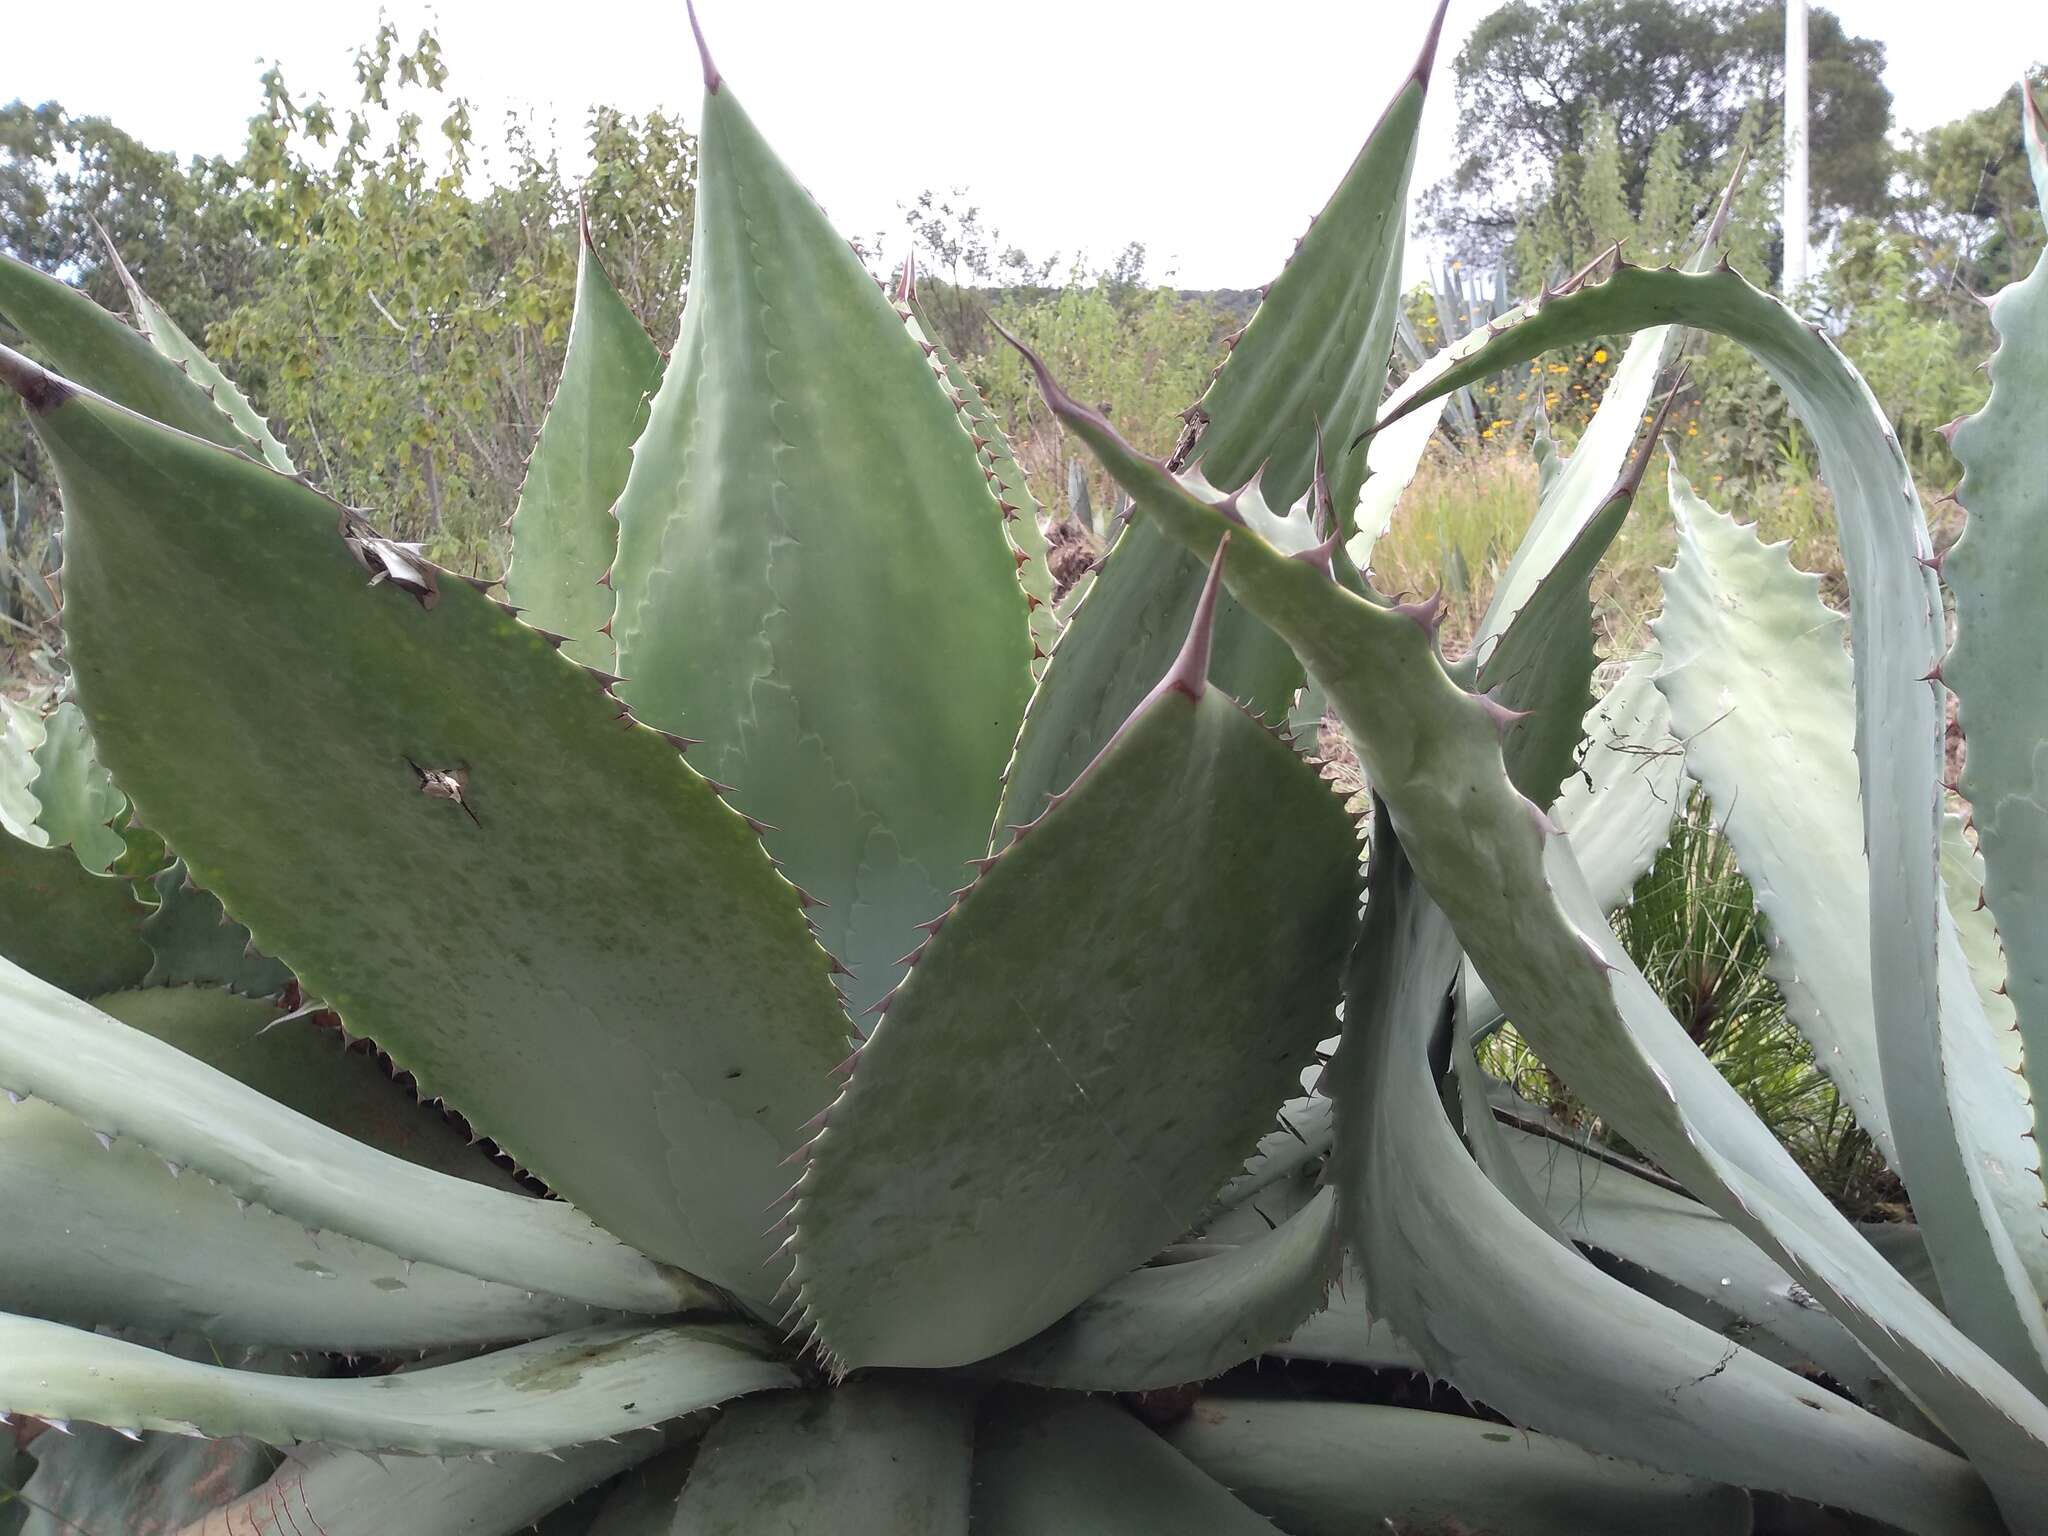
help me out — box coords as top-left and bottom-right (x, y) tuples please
(1, 2), (2046, 1529)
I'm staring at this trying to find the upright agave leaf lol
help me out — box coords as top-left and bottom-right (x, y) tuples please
(1945, 78), (2048, 1211)
(505, 215), (663, 669)
(608, 22), (1033, 1017)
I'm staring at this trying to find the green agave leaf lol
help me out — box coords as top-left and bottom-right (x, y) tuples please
(1165, 1400), (1751, 1536)
(581, 1441), (698, 1534)
(0, 1317), (788, 1455)
(1655, 467), (2048, 1372)
(139, 862), (295, 998)
(1945, 814), (2023, 1068)
(27, 700), (127, 874)
(3, 348), (850, 1302)
(1206, 1093), (1333, 1216)
(791, 562), (1358, 1369)
(672, 1381), (973, 1536)
(1946, 101), (2048, 1213)
(970, 1391), (1271, 1536)
(1178, 0), (1441, 526)
(23, 1422), (277, 1536)
(900, 263), (1057, 675)
(989, 510), (1303, 844)
(0, 699), (45, 844)
(505, 220), (662, 669)
(1329, 831), (2000, 1534)
(0, 1088), (619, 1350)
(99, 233), (294, 474)
(176, 1432), (681, 1536)
(1553, 657), (1686, 910)
(1269, 1263), (1426, 1371)
(986, 1188), (1338, 1392)
(0, 959), (703, 1315)
(0, 821), (150, 996)
(0, 253), (255, 456)
(90, 986), (519, 1190)
(1014, 310), (2048, 1526)
(608, 53), (1031, 1019)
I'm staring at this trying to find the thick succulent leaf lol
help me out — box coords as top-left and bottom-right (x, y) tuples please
(1178, 1), (1441, 525)
(93, 986), (518, 1189)
(0, 1317), (789, 1454)
(0, 959), (703, 1315)
(178, 1433), (679, 1536)
(969, 1391), (1271, 1536)
(791, 595), (1359, 1368)
(902, 274), (1057, 674)
(0, 1087), (619, 1350)
(990, 512), (1302, 841)
(1167, 1400), (1750, 1536)
(0, 699), (46, 844)
(1553, 657), (1686, 909)
(1329, 832), (2000, 1533)
(505, 224), (662, 668)
(1022, 272), (2048, 1523)
(1653, 467), (2048, 1382)
(23, 1423), (277, 1536)
(986, 1188), (1338, 1391)
(5, 352), (850, 1302)
(0, 253), (254, 455)
(138, 863), (295, 998)
(1492, 1110), (1913, 1418)
(609, 71), (1031, 1019)
(1947, 127), (2048, 1207)
(672, 1381), (973, 1536)
(0, 821), (150, 995)
(1270, 1263), (1426, 1370)
(101, 237), (294, 474)
(1946, 814), (2023, 1069)
(1206, 1093), (1333, 1216)
(27, 700), (126, 873)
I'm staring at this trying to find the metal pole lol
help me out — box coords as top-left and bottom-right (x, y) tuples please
(1783, 0), (1810, 294)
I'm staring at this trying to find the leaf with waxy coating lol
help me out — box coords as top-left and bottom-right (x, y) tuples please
(672, 1381), (973, 1536)
(1652, 466), (2048, 1386)
(987, 1188), (1338, 1392)
(609, 59), (1031, 1020)
(970, 1392), (1271, 1536)
(1166, 1400), (1752, 1536)
(0, 1316), (788, 1455)
(27, 701), (127, 874)
(506, 222), (662, 669)
(1330, 831), (2001, 1535)
(138, 863), (294, 998)
(1946, 101), (2048, 1214)
(0, 958), (702, 1315)
(3, 346), (850, 1301)
(0, 822), (150, 997)
(792, 550), (1359, 1370)
(1012, 285), (2048, 1526)
(23, 1422), (277, 1536)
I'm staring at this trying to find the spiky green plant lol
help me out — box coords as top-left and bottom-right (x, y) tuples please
(0, 6), (2045, 1530)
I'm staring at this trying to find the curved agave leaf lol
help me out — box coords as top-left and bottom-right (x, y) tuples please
(27, 701), (127, 874)
(0, 1088), (618, 1350)
(1206, 1093), (1334, 1216)
(987, 1188), (1338, 1392)
(1269, 1264), (1427, 1371)
(1166, 1400), (1751, 1536)
(98, 232), (294, 474)
(791, 555), (1358, 1369)
(0, 254), (256, 457)
(1946, 92), (2048, 1210)
(0, 960), (703, 1315)
(176, 1432), (682, 1536)
(1553, 657), (1686, 910)
(609, 44), (1031, 1020)
(505, 219), (662, 669)
(1653, 465), (2048, 1385)
(0, 699), (45, 845)
(1329, 831), (1999, 1534)
(0, 1317), (788, 1455)
(969, 1392), (1271, 1536)
(671, 1381), (973, 1535)
(137, 863), (294, 998)
(92, 987), (519, 1189)
(1, 347), (850, 1301)
(1012, 308), (2048, 1525)
(0, 822), (150, 996)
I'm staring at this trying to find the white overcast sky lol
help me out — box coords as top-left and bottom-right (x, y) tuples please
(6, 1), (2041, 287)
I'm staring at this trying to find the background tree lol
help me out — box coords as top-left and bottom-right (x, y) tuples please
(1426, 0), (1891, 268)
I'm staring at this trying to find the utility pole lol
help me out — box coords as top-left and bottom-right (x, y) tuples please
(1783, 0), (1810, 295)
